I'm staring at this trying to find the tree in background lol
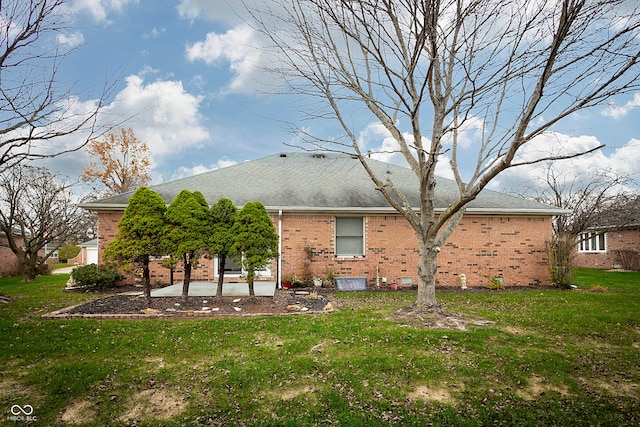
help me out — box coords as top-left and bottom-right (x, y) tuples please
(162, 190), (210, 302)
(81, 128), (152, 196)
(209, 198), (237, 302)
(518, 164), (637, 287)
(0, 165), (85, 280)
(58, 243), (81, 262)
(0, 0), (114, 172)
(231, 201), (279, 300)
(103, 187), (166, 304)
(249, 0), (640, 310)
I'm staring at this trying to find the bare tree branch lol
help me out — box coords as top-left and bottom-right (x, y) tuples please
(0, 0), (119, 172)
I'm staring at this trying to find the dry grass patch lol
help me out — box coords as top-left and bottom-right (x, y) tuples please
(588, 378), (639, 399)
(119, 389), (186, 423)
(408, 384), (460, 404)
(278, 385), (314, 401)
(502, 325), (529, 336)
(59, 400), (96, 425)
(0, 378), (31, 401)
(516, 375), (570, 400)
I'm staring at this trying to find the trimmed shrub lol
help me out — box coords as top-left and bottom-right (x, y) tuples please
(71, 264), (121, 291)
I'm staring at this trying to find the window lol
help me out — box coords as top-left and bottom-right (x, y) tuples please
(335, 217), (364, 256)
(579, 232), (606, 252)
(214, 255), (271, 277)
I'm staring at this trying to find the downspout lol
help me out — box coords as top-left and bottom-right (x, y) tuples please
(278, 209), (283, 289)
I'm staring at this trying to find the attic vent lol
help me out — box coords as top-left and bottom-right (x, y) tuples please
(279, 153), (287, 158)
(312, 153), (325, 159)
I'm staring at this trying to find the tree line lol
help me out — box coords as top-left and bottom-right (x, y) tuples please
(104, 187), (279, 305)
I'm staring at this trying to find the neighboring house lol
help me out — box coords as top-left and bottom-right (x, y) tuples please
(67, 239), (99, 265)
(0, 228), (51, 276)
(81, 152), (566, 288)
(0, 230), (23, 277)
(44, 243), (59, 265)
(574, 198), (640, 271)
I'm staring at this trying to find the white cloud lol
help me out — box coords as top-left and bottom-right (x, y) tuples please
(177, 0), (250, 24)
(491, 133), (640, 193)
(441, 115), (484, 149)
(357, 122), (455, 180)
(143, 27), (166, 39)
(170, 158), (238, 180)
(602, 93), (640, 119)
(70, 0), (138, 23)
(27, 73), (211, 179)
(57, 31), (84, 47)
(106, 75), (210, 158)
(185, 24), (263, 94)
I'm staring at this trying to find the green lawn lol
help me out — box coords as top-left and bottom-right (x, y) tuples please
(0, 269), (638, 426)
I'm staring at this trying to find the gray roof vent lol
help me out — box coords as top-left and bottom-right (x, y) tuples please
(312, 153), (326, 159)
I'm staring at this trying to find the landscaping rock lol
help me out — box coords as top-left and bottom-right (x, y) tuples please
(140, 308), (161, 315)
(323, 302), (334, 311)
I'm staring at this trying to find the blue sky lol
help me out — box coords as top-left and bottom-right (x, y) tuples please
(37, 0), (640, 195)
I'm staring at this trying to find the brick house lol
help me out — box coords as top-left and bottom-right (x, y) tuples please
(0, 229), (52, 277)
(574, 199), (640, 271)
(81, 152), (565, 288)
(0, 231), (23, 277)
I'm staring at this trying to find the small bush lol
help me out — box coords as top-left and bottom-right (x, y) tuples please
(71, 264), (121, 291)
(611, 249), (640, 271)
(486, 276), (504, 290)
(546, 234), (575, 289)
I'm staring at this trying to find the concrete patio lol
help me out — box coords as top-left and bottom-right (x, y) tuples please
(150, 281), (277, 297)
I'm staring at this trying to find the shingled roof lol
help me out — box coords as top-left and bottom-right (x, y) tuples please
(81, 152), (564, 215)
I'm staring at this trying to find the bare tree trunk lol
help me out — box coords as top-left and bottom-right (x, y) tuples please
(415, 240), (439, 308)
(247, 268), (256, 301)
(21, 254), (39, 282)
(142, 256), (151, 306)
(182, 255), (192, 303)
(216, 254), (226, 302)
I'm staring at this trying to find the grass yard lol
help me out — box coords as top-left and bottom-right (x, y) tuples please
(0, 269), (638, 426)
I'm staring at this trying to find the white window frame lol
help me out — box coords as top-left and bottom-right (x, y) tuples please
(578, 231), (607, 253)
(335, 216), (365, 257)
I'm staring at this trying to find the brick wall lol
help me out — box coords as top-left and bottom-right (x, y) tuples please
(281, 213), (552, 288)
(0, 235), (21, 277)
(574, 228), (640, 270)
(97, 211), (553, 288)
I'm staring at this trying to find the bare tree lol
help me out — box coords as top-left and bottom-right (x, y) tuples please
(525, 165), (637, 237)
(247, 0), (640, 309)
(81, 127), (152, 196)
(0, 0), (114, 172)
(0, 165), (87, 280)
(516, 163), (637, 286)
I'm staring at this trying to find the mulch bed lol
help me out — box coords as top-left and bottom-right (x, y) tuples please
(51, 286), (336, 318)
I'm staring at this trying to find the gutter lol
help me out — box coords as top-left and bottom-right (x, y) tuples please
(80, 202), (570, 217)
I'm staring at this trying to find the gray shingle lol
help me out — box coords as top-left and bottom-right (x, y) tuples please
(82, 152), (563, 214)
